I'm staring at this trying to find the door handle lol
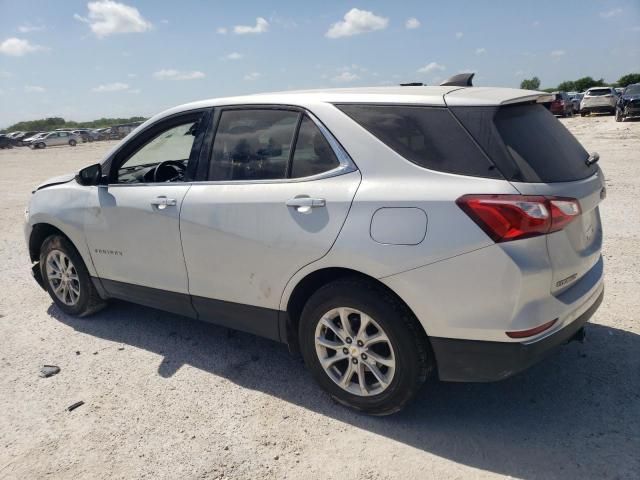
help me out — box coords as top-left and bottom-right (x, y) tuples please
(286, 197), (326, 213)
(150, 196), (177, 209)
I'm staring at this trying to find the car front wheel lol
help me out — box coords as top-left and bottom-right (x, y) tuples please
(69, 139), (77, 146)
(40, 235), (106, 317)
(299, 278), (433, 415)
(615, 108), (624, 122)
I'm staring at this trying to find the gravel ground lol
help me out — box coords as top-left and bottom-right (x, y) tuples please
(0, 117), (639, 480)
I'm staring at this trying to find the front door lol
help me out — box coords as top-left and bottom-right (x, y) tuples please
(180, 108), (360, 338)
(84, 111), (208, 316)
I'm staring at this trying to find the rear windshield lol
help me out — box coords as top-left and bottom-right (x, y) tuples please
(587, 89), (611, 96)
(335, 104), (501, 178)
(451, 104), (596, 183)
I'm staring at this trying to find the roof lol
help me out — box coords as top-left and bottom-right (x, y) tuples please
(139, 85), (549, 133)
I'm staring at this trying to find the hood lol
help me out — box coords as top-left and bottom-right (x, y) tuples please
(622, 94), (640, 101)
(34, 172), (76, 192)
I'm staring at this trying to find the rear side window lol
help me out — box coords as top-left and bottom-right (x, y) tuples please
(336, 105), (500, 178)
(451, 104), (596, 183)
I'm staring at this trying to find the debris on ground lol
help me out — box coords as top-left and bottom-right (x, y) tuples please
(39, 365), (60, 378)
(67, 401), (85, 412)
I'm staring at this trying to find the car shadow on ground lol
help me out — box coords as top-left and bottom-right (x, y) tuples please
(48, 301), (640, 479)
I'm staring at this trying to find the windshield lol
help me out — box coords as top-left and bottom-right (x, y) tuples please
(624, 84), (640, 95)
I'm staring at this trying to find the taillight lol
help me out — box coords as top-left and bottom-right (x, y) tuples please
(456, 194), (581, 242)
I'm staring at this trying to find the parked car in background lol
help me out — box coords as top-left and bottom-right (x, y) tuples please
(92, 128), (111, 140)
(567, 92), (583, 113)
(71, 129), (98, 142)
(615, 87), (624, 95)
(109, 122), (142, 140)
(24, 82), (605, 414)
(549, 91), (574, 117)
(581, 87), (618, 116)
(28, 131), (81, 149)
(21, 132), (47, 146)
(615, 83), (640, 122)
(0, 134), (15, 149)
(14, 131), (42, 146)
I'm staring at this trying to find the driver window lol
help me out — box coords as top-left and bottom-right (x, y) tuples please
(117, 120), (199, 184)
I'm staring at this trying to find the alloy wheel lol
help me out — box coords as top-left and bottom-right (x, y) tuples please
(45, 249), (80, 306)
(315, 307), (396, 397)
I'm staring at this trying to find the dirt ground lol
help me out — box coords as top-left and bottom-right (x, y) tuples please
(0, 116), (639, 480)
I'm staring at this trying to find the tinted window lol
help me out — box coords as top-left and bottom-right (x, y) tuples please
(624, 84), (640, 95)
(587, 89), (611, 96)
(494, 105), (595, 182)
(336, 105), (499, 178)
(290, 116), (340, 178)
(210, 109), (299, 181)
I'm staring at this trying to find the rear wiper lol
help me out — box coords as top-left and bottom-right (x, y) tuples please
(585, 152), (600, 167)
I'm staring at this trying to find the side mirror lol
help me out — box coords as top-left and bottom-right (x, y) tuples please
(76, 163), (103, 186)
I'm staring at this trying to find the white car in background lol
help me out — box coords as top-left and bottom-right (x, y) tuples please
(28, 131), (81, 149)
(25, 77), (605, 414)
(580, 87), (618, 116)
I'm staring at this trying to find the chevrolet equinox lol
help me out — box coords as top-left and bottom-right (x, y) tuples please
(25, 81), (605, 414)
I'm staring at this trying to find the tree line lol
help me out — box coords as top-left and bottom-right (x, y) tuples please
(520, 73), (640, 92)
(2, 116), (147, 134)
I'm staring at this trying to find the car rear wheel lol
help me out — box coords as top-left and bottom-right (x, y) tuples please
(40, 235), (106, 317)
(37, 142), (46, 149)
(299, 278), (433, 415)
(69, 139), (77, 146)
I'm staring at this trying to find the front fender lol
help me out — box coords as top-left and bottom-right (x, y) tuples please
(27, 183), (97, 276)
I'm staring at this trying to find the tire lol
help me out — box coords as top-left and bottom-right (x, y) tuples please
(580, 111), (587, 117)
(69, 139), (77, 147)
(299, 277), (433, 415)
(615, 108), (624, 122)
(39, 235), (106, 317)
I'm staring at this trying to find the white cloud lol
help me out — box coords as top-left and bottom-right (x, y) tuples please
(532, 20), (540, 27)
(515, 70), (525, 77)
(405, 17), (420, 29)
(160, 19), (169, 24)
(24, 85), (45, 93)
(418, 62), (445, 74)
(18, 23), (45, 33)
(326, 8), (388, 38)
(243, 72), (262, 81)
(0, 37), (45, 56)
(153, 69), (205, 80)
(91, 82), (129, 92)
(127, 73), (137, 77)
(223, 52), (243, 60)
(126, 88), (141, 94)
(74, 0), (152, 38)
(455, 31), (463, 39)
(216, 27), (228, 35)
(476, 47), (486, 55)
(550, 50), (566, 57)
(0, 70), (12, 78)
(233, 17), (269, 35)
(332, 71), (359, 82)
(600, 8), (623, 18)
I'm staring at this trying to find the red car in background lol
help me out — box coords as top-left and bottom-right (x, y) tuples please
(549, 91), (574, 117)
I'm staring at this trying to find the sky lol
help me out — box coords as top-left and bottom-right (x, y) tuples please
(1, 0), (639, 128)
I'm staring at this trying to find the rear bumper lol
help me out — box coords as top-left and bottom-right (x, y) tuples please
(431, 287), (603, 382)
(581, 105), (614, 113)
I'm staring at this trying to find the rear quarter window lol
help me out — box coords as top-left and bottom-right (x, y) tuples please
(335, 104), (500, 178)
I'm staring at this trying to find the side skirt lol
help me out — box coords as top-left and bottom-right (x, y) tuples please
(94, 278), (283, 342)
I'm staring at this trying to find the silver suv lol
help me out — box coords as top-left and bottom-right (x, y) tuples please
(28, 131), (81, 149)
(25, 83), (605, 414)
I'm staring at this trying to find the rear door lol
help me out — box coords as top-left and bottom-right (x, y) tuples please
(180, 107), (360, 337)
(451, 102), (605, 294)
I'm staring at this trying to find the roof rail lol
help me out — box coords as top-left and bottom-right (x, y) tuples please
(439, 73), (474, 87)
(399, 82), (424, 86)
